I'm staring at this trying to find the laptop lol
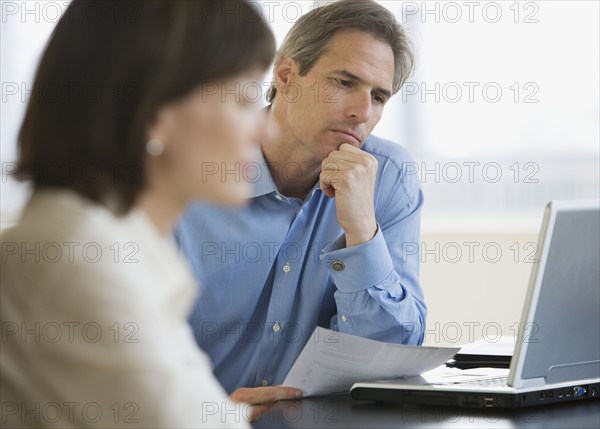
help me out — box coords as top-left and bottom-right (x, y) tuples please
(351, 200), (600, 408)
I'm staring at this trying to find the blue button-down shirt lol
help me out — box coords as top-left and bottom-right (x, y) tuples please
(174, 134), (427, 393)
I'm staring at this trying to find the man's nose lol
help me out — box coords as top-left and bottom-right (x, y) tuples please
(345, 90), (372, 124)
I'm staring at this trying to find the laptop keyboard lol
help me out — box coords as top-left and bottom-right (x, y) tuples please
(457, 376), (508, 386)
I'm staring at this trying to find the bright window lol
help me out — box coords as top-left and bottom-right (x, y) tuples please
(2, 1), (598, 231)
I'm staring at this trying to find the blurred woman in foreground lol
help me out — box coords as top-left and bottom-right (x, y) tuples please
(0, 1), (300, 427)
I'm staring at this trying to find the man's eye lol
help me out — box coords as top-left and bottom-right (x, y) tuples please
(337, 79), (352, 88)
(373, 94), (385, 105)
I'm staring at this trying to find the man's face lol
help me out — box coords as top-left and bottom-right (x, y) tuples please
(280, 30), (395, 161)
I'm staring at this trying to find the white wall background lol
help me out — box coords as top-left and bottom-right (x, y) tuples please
(1, 1), (598, 345)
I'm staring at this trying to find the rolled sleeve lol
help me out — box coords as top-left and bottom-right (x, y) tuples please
(319, 224), (394, 293)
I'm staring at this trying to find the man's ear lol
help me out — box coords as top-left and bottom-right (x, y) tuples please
(274, 56), (296, 89)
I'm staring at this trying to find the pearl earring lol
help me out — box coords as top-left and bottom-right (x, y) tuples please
(146, 138), (164, 157)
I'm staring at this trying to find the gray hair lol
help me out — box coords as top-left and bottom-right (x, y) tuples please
(266, 0), (414, 103)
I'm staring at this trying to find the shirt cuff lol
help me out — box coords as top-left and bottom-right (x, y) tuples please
(319, 224), (394, 293)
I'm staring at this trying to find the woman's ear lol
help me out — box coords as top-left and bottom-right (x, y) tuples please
(144, 115), (169, 159)
(145, 106), (173, 150)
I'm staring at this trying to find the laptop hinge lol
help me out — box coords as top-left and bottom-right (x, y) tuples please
(511, 377), (546, 389)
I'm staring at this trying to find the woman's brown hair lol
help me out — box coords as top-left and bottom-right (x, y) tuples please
(16, 0), (275, 213)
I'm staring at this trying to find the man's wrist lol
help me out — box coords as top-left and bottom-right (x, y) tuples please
(345, 223), (378, 247)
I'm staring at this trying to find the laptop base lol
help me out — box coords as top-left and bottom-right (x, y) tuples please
(351, 382), (600, 409)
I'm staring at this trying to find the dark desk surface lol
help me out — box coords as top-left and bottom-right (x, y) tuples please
(255, 394), (600, 429)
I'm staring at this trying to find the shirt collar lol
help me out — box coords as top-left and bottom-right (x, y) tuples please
(249, 147), (278, 198)
(248, 147), (324, 200)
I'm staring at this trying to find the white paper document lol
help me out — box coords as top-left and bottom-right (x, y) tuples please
(456, 336), (516, 356)
(283, 327), (460, 396)
(416, 365), (510, 385)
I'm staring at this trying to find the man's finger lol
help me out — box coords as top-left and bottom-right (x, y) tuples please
(325, 149), (363, 163)
(230, 385), (303, 404)
(338, 142), (363, 153)
(321, 158), (354, 175)
(319, 161), (349, 197)
(320, 179), (336, 198)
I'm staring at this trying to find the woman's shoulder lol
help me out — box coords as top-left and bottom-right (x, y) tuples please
(2, 189), (195, 317)
(4, 189), (121, 245)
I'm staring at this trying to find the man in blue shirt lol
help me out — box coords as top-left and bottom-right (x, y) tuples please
(175, 0), (426, 396)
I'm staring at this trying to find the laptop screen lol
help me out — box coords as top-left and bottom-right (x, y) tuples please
(520, 204), (600, 384)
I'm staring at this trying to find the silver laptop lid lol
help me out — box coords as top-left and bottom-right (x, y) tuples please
(509, 200), (600, 389)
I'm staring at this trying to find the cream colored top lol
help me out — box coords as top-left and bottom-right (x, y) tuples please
(0, 189), (249, 428)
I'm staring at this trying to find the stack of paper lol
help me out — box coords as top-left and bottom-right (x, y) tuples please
(446, 336), (515, 369)
(283, 327), (460, 396)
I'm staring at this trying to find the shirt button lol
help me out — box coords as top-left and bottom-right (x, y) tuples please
(261, 378), (269, 386)
(331, 260), (345, 271)
(273, 322), (281, 332)
(283, 262), (291, 273)
(341, 315), (348, 323)
(275, 194), (283, 201)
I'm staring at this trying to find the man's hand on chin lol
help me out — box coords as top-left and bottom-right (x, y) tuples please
(320, 143), (378, 247)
